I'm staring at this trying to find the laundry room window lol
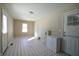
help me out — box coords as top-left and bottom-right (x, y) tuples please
(22, 23), (28, 32)
(2, 15), (7, 34)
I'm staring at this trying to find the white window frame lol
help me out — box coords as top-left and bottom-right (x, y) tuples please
(22, 23), (28, 32)
(2, 15), (7, 34)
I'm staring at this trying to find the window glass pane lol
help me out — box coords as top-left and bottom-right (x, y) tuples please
(22, 23), (27, 32)
(2, 15), (7, 34)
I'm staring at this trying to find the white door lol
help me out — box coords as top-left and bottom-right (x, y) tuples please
(63, 9), (79, 56)
(64, 9), (79, 36)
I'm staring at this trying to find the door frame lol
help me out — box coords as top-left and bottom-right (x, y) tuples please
(63, 9), (79, 55)
(1, 8), (8, 54)
(0, 7), (3, 55)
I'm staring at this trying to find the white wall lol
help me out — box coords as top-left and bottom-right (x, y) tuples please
(7, 12), (13, 45)
(35, 12), (62, 40)
(0, 4), (14, 54)
(35, 5), (79, 40)
(14, 19), (35, 37)
(2, 5), (14, 45)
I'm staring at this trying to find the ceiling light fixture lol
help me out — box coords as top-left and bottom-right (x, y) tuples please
(29, 11), (34, 14)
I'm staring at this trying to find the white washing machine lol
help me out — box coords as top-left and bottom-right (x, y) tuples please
(47, 36), (60, 53)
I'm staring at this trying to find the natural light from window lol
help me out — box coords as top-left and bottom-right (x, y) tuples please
(2, 15), (7, 34)
(22, 23), (28, 32)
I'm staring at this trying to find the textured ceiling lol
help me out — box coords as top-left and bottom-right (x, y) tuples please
(3, 3), (79, 21)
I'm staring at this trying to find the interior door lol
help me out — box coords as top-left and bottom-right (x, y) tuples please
(2, 9), (8, 53)
(64, 10), (79, 36)
(63, 9), (79, 56)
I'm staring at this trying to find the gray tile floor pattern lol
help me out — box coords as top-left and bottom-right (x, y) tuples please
(4, 37), (68, 56)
